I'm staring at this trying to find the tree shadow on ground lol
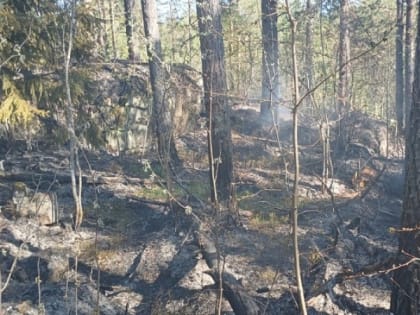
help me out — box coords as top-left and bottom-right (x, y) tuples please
(68, 236), (202, 314)
(257, 290), (390, 315)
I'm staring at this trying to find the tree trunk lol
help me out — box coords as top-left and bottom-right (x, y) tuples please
(304, 0), (314, 109)
(337, 0), (351, 113)
(124, 0), (138, 62)
(404, 0), (414, 130)
(64, 0), (83, 230)
(390, 2), (420, 313)
(97, 0), (108, 58)
(108, 0), (117, 60)
(336, 0), (352, 152)
(196, 0), (233, 203)
(260, 0), (280, 123)
(285, 2), (308, 313)
(141, 0), (179, 165)
(187, 0), (193, 64)
(195, 232), (260, 315)
(396, 0), (404, 133)
(95, 0), (105, 58)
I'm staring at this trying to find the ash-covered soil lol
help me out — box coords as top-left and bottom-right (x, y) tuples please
(0, 106), (404, 314)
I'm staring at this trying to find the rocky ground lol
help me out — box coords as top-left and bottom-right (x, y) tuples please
(0, 105), (404, 314)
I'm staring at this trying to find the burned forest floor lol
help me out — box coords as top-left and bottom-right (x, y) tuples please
(0, 104), (405, 315)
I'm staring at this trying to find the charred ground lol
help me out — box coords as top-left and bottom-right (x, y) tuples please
(0, 104), (404, 315)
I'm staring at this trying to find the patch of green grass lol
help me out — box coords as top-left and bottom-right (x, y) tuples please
(186, 180), (210, 201)
(238, 189), (289, 212)
(238, 197), (271, 213)
(123, 163), (153, 178)
(259, 266), (279, 282)
(236, 189), (291, 229)
(94, 199), (143, 231)
(136, 184), (169, 201)
(133, 180), (209, 203)
(146, 178), (210, 202)
(120, 159), (167, 179)
(307, 249), (323, 265)
(250, 211), (289, 229)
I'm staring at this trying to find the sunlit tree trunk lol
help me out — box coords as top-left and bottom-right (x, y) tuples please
(391, 2), (420, 313)
(337, 0), (351, 113)
(108, 0), (117, 60)
(404, 0), (414, 130)
(285, 3), (308, 314)
(396, 0), (404, 133)
(64, 0), (83, 230)
(304, 0), (315, 109)
(187, 0), (193, 64)
(260, 0), (280, 123)
(141, 0), (179, 165)
(96, 0), (108, 58)
(336, 0), (352, 152)
(196, 0), (233, 203)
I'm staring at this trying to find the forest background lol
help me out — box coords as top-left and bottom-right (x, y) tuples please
(0, 0), (418, 314)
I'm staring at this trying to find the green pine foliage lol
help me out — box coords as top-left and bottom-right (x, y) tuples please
(0, 0), (407, 145)
(0, 0), (99, 143)
(0, 75), (46, 125)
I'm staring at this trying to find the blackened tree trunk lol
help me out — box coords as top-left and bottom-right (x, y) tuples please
(335, 0), (352, 153)
(196, 0), (233, 203)
(141, 0), (179, 165)
(124, 0), (138, 61)
(396, 0), (404, 133)
(404, 0), (414, 130)
(391, 2), (420, 313)
(260, 0), (280, 123)
(337, 0), (351, 113)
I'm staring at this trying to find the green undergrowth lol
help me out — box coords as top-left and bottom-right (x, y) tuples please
(238, 188), (289, 229)
(250, 211), (289, 229)
(96, 199), (142, 231)
(136, 184), (171, 201)
(133, 179), (209, 202)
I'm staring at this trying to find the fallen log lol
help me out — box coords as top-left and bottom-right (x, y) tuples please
(0, 170), (85, 188)
(0, 169), (144, 188)
(195, 231), (260, 315)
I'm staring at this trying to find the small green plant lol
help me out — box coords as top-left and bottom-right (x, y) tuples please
(187, 180), (210, 200)
(136, 184), (169, 201)
(259, 266), (278, 282)
(307, 249), (323, 265)
(250, 211), (288, 229)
